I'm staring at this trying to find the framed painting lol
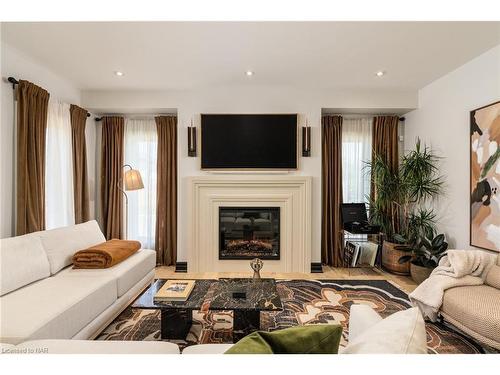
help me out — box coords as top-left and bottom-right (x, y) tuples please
(470, 100), (500, 252)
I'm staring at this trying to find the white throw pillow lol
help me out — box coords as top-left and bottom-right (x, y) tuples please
(342, 307), (427, 354)
(485, 264), (500, 289)
(37, 220), (106, 274)
(0, 233), (51, 296)
(347, 304), (383, 342)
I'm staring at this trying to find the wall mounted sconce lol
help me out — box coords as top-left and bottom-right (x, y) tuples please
(302, 120), (311, 157)
(188, 119), (197, 157)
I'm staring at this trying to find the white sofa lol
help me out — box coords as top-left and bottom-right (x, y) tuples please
(1, 305), (427, 354)
(1, 340), (179, 354)
(0, 220), (156, 345)
(183, 305), (428, 354)
(1, 223), (426, 355)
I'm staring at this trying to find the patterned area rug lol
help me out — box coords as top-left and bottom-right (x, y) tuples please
(97, 279), (485, 353)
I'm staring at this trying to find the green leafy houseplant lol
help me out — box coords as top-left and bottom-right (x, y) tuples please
(395, 233), (448, 284)
(368, 138), (445, 276)
(397, 233), (448, 268)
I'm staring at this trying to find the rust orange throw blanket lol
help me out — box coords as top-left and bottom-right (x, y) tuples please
(72, 239), (141, 269)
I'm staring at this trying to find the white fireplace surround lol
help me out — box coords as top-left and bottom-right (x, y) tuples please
(187, 175), (312, 273)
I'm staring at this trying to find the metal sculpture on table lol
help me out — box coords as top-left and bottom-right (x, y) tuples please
(250, 258), (263, 279)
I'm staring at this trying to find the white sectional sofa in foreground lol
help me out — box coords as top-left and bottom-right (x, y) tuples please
(0, 220), (156, 345)
(1, 340), (180, 354)
(1, 221), (427, 354)
(1, 305), (427, 354)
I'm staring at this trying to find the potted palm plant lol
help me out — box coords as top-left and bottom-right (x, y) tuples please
(368, 138), (444, 276)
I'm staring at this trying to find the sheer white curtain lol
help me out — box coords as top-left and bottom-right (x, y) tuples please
(342, 117), (372, 204)
(45, 99), (75, 229)
(124, 118), (157, 248)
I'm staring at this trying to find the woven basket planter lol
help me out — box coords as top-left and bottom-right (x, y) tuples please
(381, 241), (411, 275)
(410, 262), (433, 284)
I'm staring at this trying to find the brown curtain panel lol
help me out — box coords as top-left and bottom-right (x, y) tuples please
(321, 115), (343, 267)
(16, 80), (50, 235)
(371, 115), (399, 202)
(70, 104), (90, 224)
(100, 116), (125, 239)
(372, 115), (399, 172)
(155, 116), (177, 266)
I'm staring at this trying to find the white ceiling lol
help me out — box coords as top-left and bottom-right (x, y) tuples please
(2, 22), (499, 91)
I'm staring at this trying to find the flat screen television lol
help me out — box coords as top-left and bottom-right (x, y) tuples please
(201, 114), (297, 169)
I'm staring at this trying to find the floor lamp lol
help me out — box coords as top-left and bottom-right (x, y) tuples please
(118, 164), (144, 239)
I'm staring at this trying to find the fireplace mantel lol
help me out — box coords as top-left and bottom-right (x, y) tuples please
(187, 175), (312, 273)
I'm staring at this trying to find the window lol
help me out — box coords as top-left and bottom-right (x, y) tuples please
(45, 99), (75, 229)
(342, 117), (372, 204)
(124, 118), (157, 248)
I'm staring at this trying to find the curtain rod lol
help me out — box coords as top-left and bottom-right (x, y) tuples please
(95, 114), (177, 121)
(7, 76), (91, 117)
(7, 77), (19, 88)
(323, 113), (405, 121)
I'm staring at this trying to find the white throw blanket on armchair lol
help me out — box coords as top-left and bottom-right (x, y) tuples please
(409, 250), (497, 321)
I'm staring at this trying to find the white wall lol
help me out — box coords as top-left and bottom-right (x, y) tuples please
(0, 42), (97, 237)
(82, 86), (417, 263)
(404, 45), (500, 250)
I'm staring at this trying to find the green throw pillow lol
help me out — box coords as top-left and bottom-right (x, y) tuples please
(224, 324), (342, 354)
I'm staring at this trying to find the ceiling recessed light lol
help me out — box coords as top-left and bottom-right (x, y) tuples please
(114, 71), (124, 77)
(245, 70), (254, 76)
(375, 71), (385, 77)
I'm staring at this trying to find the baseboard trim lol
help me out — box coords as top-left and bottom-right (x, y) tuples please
(175, 262), (188, 273)
(310, 262), (323, 273)
(176, 261), (321, 273)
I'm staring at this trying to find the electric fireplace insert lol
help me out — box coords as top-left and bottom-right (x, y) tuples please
(219, 207), (280, 260)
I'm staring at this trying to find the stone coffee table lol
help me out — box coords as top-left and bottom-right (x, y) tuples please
(133, 278), (283, 342)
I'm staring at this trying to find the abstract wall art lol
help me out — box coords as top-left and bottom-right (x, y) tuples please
(470, 100), (500, 252)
